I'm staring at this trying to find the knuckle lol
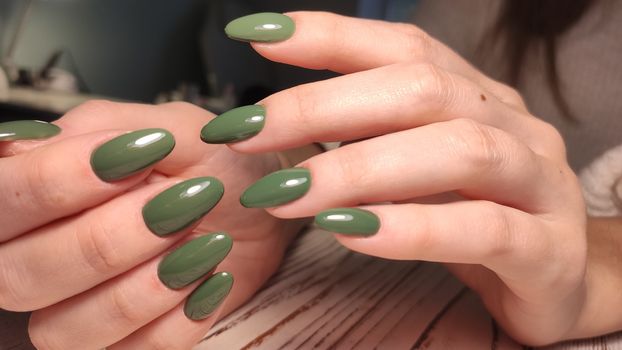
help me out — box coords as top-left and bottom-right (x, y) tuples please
(76, 218), (123, 275)
(407, 207), (435, 253)
(395, 23), (434, 57)
(448, 118), (509, 173)
(286, 87), (319, 140)
(539, 121), (567, 156)
(332, 148), (374, 193)
(408, 62), (456, 110)
(478, 202), (514, 258)
(70, 99), (118, 118)
(108, 283), (144, 325)
(22, 152), (70, 211)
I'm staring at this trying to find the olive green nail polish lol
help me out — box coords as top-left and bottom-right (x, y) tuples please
(201, 105), (265, 144)
(0, 120), (60, 141)
(158, 233), (232, 290)
(225, 12), (295, 43)
(240, 168), (311, 208)
(90, 128), (175, 182)
(184, 272), (234, 320)
(143, 177), (224, 236)
(314, 208), (380, 237)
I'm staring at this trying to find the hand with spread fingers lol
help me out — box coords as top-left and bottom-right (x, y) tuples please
(0, 101), (308, 349)
(202, 11), (606, 346)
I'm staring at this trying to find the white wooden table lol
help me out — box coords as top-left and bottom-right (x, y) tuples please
(1, 230), (621, 350)
(195, 229), (622, 350)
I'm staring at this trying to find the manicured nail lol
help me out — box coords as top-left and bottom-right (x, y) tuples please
(240, 168), (310, 208)
(314, 208), (380, 237)
(90, 128), (175, 182)
(143, 177), (224, 236)
(200, 105), (265, 144)
(158, 233), (233, 290)
(0, 120), (60, 141)
(184, 271), (234, 320)
(225, 12), (295, 43)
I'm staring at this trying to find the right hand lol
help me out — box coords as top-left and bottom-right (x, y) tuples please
(0, 101), (297, 349)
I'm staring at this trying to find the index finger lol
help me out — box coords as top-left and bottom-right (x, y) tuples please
(249, 11), (516, 101)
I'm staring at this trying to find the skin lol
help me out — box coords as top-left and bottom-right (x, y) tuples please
(0, 101), (307, 349)
(224, 12), (622, 346)
(0, 11), (620, 349)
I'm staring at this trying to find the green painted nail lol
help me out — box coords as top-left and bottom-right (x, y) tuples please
(201, 105), (265, 144)
(240, 168), (310, 208)
(184, 271), (234, 320)
(225, 12), (295, 43)
(0, 120), (60, 141)
(158, 233), (232, 290)
(143, 177), (224, 236)
(90, 128), (175, 182)
(314, 208), (380, 237)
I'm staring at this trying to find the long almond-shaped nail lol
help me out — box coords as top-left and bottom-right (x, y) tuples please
(158, 233), (232, 289)
(184, 272), (234, 320)
(315, 208), (380, 237)
(240, 168), (310, 208)
(143, 177), (224, 236)
(225, 12), (295, 43)
(200, 105), (265, 144)
(90, 128), (175, 182)
(0, 120), (60, 141)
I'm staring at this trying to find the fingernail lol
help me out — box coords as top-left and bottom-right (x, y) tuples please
(90, 128), (175, 182)
(158, 233), (232, 290)
(225, 12), (295, 43)
(143, 177), (224, 236)
(200, 105), (265, 144)
(184, 271), (234, 320)
(240, 168), (310, 208)
(314, 208), (380, 237)
(0, 120), (60, 141)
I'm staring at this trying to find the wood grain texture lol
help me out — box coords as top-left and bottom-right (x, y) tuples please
(194, 229), (622, 350)
(1, 229), (621, 349)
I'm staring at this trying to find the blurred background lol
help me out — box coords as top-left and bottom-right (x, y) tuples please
(0, 0), (418, 121)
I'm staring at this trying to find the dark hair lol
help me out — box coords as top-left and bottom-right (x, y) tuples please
(492, 0), (594, 122)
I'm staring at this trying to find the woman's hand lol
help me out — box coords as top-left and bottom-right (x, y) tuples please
(0, 101), (300, 349)
(206, 12), (589, 345)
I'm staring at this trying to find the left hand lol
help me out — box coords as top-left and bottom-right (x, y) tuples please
(217, 12), (588, 345)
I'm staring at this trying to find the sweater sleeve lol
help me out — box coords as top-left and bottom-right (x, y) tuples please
(579, 144), (622, 217)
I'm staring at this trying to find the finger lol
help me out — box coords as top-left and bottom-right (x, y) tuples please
(109, 274), (232, 350)
(28, 237), (232, 350)
(318, 202), (556, 285)
(251, 119), (571, 218)
(0, 102), (216, 178)
(211, 63), (559, 158)
(251, 11), (513, 97)
(0, 128), (174, 242)
(0, 178), (224, 311)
